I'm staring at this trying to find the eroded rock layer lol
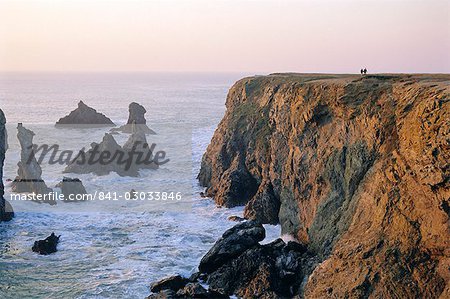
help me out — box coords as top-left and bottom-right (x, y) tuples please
(198, 74), (449, 298)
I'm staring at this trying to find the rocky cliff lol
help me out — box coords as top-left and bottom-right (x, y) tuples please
(198, 74), (449, 298)
(0, 109), (13, 221)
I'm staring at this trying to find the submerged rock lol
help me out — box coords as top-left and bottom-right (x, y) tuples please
(11, 124), (54, 203)
(56, 100), (115, 127)
(129, 189), (138, 199)
(199, 220), (265, 274)
(32, 232), (60, 255)
(113, 102), (155, 134)
(56, 177), (87, 202)
(0, 110), (13, 221)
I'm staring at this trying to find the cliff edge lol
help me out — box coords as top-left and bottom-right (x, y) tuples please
(198, 74), (449, 298)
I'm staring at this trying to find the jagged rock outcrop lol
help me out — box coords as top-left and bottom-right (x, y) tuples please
(0, 109), (13, 221)
(206, 238), (316, 298)
(56, 100), (115, 127)
(199, 220), (265, 274)
(201, 221), (316, 297)
(198, 74), (450, 298)
(56, 177), (87, 201)
(113, 102), (155, 134)
(149, 221), (318, 298)
(11, 123), (54, 203)
(64, 127), (158, 177)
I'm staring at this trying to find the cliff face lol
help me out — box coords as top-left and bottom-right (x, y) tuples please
(198, 74), (449, 298)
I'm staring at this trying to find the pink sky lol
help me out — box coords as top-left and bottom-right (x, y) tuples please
(0, 0), (449, 73)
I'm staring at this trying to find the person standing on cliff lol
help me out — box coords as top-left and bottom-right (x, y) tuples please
(360, 69), (364, 75)
(363, 68), (367, 74)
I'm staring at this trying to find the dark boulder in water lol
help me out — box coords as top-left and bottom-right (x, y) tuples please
(198, 220), (265, 274)
(32, 233), (60, 255)
(56, 100), (115, 127)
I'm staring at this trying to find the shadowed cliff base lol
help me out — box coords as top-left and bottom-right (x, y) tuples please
(197, 73), (449, 298)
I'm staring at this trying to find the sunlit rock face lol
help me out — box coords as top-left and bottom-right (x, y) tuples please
(198, 74), (450, 298)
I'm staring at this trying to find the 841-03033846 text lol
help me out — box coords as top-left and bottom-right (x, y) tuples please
(98, 191), (183, 201)
(9, 191), (183, 201)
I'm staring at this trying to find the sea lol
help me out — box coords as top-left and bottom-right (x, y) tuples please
(0, 72), (280, 298)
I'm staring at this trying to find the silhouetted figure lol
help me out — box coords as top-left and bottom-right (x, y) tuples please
(363, 68), (367, 74)
(360, 69), (364, 75)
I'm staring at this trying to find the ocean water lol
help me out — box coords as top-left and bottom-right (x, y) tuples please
(0, 72), (280, 298)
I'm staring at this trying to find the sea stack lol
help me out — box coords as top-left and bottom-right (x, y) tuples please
(11, 124), (54, 203)
(0, 110), (13, 222)
(114, 102), (155, 134)
(56, 100), (115, 127)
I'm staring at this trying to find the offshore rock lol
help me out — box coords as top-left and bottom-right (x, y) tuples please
(113, 102), (156, 134)
(56, 177), (87, 202)
(56, 100), (115, 127)
(198, 74), (450, 298)
(32, 232), (60, 255)
(11, 123), (54, 204)
(0, 109), (13, 221)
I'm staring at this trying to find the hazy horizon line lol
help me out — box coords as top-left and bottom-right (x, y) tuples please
(0, 70), (449, 75)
